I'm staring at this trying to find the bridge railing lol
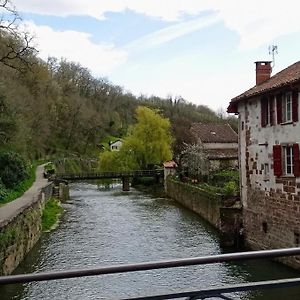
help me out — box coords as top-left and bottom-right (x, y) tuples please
(1, 248), (300, 299)
(53, 169), (164, 180)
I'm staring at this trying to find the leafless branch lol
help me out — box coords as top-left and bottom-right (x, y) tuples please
(0, 0), (37, 72)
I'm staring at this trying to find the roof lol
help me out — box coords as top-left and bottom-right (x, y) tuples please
(228, 61), (300, 113)
(163, 160), (178, 168)
(205, 149), (238, 160)
(190, 123), (238, 143)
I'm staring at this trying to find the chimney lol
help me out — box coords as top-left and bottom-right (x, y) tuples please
(255, 61), (272, 85)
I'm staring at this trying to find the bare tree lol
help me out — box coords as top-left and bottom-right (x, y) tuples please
(0, 0), (37, 71)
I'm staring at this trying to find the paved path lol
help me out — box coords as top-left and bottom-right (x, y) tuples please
(0, 164), (50, 227)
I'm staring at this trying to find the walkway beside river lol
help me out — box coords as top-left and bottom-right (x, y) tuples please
(0, 164), (49, 227)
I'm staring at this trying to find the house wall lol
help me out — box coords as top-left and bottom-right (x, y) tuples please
(238, 87), (300, 268)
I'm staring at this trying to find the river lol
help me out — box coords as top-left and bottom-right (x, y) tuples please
(1, 181), (300, 299)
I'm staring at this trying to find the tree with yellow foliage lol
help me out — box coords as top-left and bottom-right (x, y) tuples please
(99, 106), (173, 171)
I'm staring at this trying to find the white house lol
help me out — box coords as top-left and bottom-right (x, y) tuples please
(228, 61), (300, 268)
(109, 140), (123, 151)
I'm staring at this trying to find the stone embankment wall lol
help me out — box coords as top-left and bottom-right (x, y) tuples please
(0, 183), (53, 275)
(165, 178), (242, 248)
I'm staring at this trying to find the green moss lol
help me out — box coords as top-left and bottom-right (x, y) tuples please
(0, 227), (19, 251)
(42, 198), (63, 232)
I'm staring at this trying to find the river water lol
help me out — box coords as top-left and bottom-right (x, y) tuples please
(1, 182), (300, 299)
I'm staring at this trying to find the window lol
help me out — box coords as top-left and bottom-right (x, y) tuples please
(273, 144), (300, 177)
(276, 90), (299, 124)
(261, 96), (275, 127)
(283, 146), (293, 175)
(282, 92), (292, 122)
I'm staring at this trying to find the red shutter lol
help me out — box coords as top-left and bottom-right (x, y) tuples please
(292, 89), (299, 122)
(273, 145), (282, 177)
(293, 143), (300, 177)
(276, 93), (282, 124)
(261, 97), (267, 127)
(269, 96), (274, 125)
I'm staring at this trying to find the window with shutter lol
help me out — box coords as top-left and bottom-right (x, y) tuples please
(276, 93), (282, 124)
(293, 143), (300, 177)
(283, 146), (293, 175)
(292, 89), (299, 122)
(261, 98), (268, 127)
(269, 96), (275, 125)
(273, 145), (282, 176)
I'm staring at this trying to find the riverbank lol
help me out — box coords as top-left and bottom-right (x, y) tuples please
(0, 165), (53, 275)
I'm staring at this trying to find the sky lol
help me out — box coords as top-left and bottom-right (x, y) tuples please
(9, 1), (300, 111)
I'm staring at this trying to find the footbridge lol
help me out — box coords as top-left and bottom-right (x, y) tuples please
(51, 169), (164, 191)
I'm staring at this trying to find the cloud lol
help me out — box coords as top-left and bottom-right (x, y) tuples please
(13, 0), (214, 21)
(23, 21), (128, 75)
(14, 0), (300, 50)
(125, 14), (221, 51)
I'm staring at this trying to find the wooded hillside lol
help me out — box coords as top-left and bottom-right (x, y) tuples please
(0, 1), (237, 160)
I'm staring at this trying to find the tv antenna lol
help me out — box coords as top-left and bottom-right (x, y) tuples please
(268, 45), (278, 68)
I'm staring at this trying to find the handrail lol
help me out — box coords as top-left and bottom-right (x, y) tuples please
(1, 248), (300, 285)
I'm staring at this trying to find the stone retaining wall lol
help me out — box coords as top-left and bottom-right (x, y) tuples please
(165, 177), (242, 247)
(0, 183), (53, 275)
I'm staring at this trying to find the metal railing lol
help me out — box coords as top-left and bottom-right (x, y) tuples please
(1, 248), (300, 299)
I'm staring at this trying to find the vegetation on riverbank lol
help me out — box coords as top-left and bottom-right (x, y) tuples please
(174, 169), (239, 198)
(0, 151), (37, 205)
(42, 198), (63, 232)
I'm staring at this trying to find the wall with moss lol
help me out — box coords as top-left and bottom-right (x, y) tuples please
(0, 183), (53, 275)
(166, 178), (222, 228)
(166, 178), (243, 247)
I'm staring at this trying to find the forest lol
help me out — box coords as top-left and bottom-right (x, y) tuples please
(0, 0), (237, 162)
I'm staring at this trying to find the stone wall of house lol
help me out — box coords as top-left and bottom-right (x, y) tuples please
(166, 178), (242, 247)
(238, 86), (300, 268)
(0, 183), (53, 275)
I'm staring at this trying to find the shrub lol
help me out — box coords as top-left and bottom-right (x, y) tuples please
(0, 180), (7, 201)
(0, 151), (28, 189)
(223, 181), (238, 197)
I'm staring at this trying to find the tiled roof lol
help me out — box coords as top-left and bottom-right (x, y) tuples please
(205, 148), (238, 160)
(190, 123), (238, 143)
(228, 61), (300, 112)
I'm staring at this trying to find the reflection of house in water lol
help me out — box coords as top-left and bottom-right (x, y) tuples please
(109, 139), (123, 151)
(190, 123), (238, 171)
